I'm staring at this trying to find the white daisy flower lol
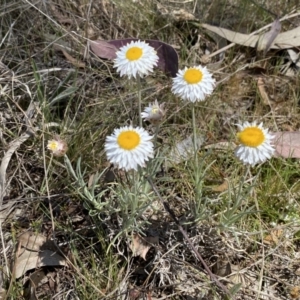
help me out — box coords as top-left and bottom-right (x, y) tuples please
(235, 121), (274, 166)
(113, 40), (159, 78)
(105, 126), (154, 171)
(47, 136), (68, 157)
(141, 99), (165, 124)
(171, 65), (215, 102)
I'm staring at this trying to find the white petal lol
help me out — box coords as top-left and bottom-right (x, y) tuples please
(171, 65), (215, 102)
(105, 126), (154, 171)
(113, 40), (159, 79)
(234, 121), (275, 166)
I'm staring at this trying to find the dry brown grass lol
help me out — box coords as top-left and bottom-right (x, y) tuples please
(1, 0), (300, 299)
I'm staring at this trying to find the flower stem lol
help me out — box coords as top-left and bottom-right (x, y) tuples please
(137, 75), (142, 127)
(192, 105), (201, 206)
(153, 124), (160, 148)
(192, 105), (198, 157)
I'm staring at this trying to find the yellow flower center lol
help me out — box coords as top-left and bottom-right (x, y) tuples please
(237, 127), (265, 147)
(48, 141), (59, 151)
(117, 130), (140, 150)
(151, 106), (159, 114)
(183, 68), (203, 84)
(126, 47), (143, 61)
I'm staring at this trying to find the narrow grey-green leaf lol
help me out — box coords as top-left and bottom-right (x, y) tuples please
(48, 86), (78, 106)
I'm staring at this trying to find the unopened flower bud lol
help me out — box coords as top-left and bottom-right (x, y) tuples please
(141, 99), (166, 124)
(47, 136), (68, 157)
